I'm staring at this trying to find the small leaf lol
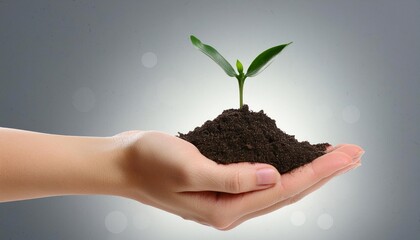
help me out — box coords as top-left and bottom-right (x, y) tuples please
(190, 35), (237, 77)
(245, 42), (292, 77)
(236, 59), (243, 74)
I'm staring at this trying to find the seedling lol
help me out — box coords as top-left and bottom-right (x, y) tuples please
(190, 35), (292, 108)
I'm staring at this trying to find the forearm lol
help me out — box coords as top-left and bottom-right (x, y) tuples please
(0, 127), (129, 202)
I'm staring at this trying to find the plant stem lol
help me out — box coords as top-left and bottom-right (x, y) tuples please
(237, 74), (246, 109)
(238, 80), (243, 108)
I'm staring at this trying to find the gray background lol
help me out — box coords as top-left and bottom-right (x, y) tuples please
(1, 0), (419, 239)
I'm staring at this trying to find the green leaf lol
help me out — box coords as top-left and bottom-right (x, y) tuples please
(190, 35), (237, 77)
(236, 59), (243, 74)
(245, 42), (292, 77)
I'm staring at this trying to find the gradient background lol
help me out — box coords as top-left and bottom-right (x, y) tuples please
(1, 0), (419, 239)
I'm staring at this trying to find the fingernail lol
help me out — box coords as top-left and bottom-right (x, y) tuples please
(256, 168), (278, 185)
(353, 150), (365, 162)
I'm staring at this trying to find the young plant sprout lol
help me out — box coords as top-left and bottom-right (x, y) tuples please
(190, 35), (292, 108)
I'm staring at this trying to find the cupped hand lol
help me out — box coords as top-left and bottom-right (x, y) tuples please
(114, 131), (363, 230)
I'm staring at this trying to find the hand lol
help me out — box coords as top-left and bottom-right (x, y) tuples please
(0, 128), (363, 229)
(114, 131), (364, 230)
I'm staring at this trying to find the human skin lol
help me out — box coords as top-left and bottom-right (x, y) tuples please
(0, 127), (364, 230)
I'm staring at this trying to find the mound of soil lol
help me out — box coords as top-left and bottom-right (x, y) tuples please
(178, 105), (330, 174)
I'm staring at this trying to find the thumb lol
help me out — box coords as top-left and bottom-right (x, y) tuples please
(196, 161), (280, 194)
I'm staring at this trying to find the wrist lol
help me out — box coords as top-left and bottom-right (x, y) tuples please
(106, 130), (146, 199)
(41, 130), (145, 199)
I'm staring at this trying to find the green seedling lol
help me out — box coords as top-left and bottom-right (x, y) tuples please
(190, 35), (292, 108)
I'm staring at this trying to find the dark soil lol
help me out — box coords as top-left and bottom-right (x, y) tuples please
(178, 105), (330, 174)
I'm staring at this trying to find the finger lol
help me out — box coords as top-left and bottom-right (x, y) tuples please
(223, 161), (362, 230)
(208, 145), (360, 226)
(192, 144), (363, 194)
(325, 143), (365, 154)
(325, 144), (345, 153)
(332, 144), (364, 159)
(278, 144), (362, 198)
(190, 161), (281, 193)
(281, 158), (361, 206)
